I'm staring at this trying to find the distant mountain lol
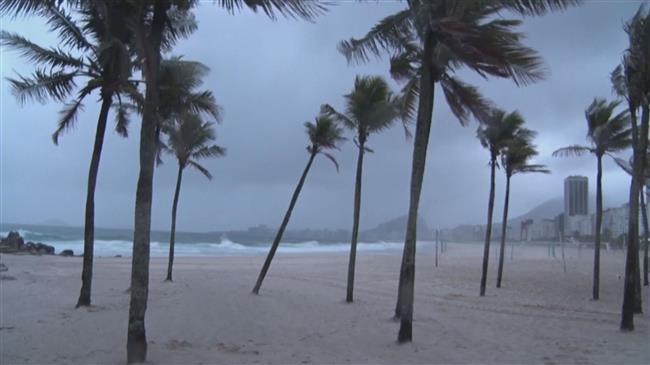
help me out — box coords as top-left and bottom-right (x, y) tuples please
(506, 197), (564, 226)
(361, 214), (430, 242)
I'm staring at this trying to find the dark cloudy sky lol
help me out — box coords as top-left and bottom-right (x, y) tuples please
(0, 1), (643, 233)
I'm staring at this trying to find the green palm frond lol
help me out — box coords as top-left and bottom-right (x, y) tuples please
(193, 145), (226, 160)
(42, 4), (94, 51)
(440, 75), (492, 125)
(164, 113), (225, 180)
(161, 7), (198, 52)
(338, 9), (412, 64)
(497, 0), (583, 16)
(52, 84), (94, 144)
(186, 91), (222, 122)
(187, 160), (213, 180)
(552, 145), (592, 158)
(321, 152), (340, 172)
(320, 104), (355, 130)
(217, 0), (327, 21)
(0, 30), (85, 69)
(112, 96), (139, 137)
(305, 115), (346, 153)
(584, 98), (632, 154)
(477, 109), (525, 157)
(0, 0), (60, 17)
(7, 69), (79, 104)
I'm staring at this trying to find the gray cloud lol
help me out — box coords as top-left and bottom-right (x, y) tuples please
(0, 1), (642, 233)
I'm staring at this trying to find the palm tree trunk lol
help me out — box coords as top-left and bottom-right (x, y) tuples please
(346, 141), (365, 303)
(396, 30), (435, 343)
(594, 154), (603, 300)
(621, 105), (648, 330)
(480, 156), (497, 297)
(165, 165), (184, 282)
(127, 2), (168, 363)
(496, 175), (511, 288)
(642, 187), (649, 286)
(75, 90), (113, 308)
(252, 152), (317, 294)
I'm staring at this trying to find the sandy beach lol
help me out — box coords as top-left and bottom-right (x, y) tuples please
(1, 243), (648, 364)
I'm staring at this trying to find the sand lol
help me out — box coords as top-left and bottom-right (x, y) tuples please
(0, 243), (648, 364)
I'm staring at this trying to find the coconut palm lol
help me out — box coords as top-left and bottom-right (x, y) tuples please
(321, 75), (400, 303)
(611, 4), (650, 331)
(477, 109), (525, 297)
(1, 0), (327, 362)
(252, 115), (345, 295)
(338, 0), (580, 342)
(496, 128), (549, 288)
(0, 1), (143, 308)
(615, 154), (650, 287)
(163, 115), (225, 282)
(553, 98), (631, 301)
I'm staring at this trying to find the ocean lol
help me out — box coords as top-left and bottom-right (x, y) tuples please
(0, 223), (410, 257)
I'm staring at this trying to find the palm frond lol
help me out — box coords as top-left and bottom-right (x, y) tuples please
(187, 160), (213, 180)
(186, 91), (222, 121)
(0, 30), (85, 69)
(320, 151), (340, 172)
(7, 69), (79, 104)
(440, 75), (492, 125)
(0, 0), (58, 17)
(192, 145), (226, 160)
(515, 164), (550, 174)
(338, 9), (412, 64)
(552, 145), (593, 157)
(52, 85), (92, 144)
(320, 104), (355, 130)
(497, 0), (583, 16)
(217, 0), (327, 21)
(42, 5), (93, 51)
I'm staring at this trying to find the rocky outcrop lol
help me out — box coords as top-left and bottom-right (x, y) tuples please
(0, 231), (56, 255)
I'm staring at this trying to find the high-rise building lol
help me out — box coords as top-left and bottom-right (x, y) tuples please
(564, 176), (589, 216)
(564, 176), (590, 237)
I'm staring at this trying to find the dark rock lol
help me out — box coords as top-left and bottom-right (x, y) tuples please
(60, 249), (74, 257)
(0, 275), (16, 281)
(1, 231), (24, 250)
(0, 263), (7, 272)
(114, 254), (122, 258)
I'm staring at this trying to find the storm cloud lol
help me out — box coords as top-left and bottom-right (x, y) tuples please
(0, 2), (642, 233)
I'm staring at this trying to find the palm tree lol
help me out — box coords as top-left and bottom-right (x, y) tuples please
(321, 75), (400, 303)
(252, 115), (345, 294)
(611, 4), (650, 331)
(1, 0), (328, 362)
(477, 109), (525, 297)
(1, 1), (141, 308)
(496, 128), (549, 288)
(163, 115), (225, 282)
(615, 154), (650, 287)
(337, 0), (580, 342)
(553, 98), (631, 301)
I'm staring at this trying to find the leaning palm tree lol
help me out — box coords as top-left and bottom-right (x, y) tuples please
(252, 115), (345, 295)
(337, 0), (580, 342)
(553, 98), (631, 301)
(0, 1), (142, 308)
(477, 109), (525, 297)
(615, 154), (650, 287)
(1, 0), (328, 362)
(321, 75), (400, 303)
(163, 115), (225, 282)
(496, 128), (549, 288)
(611, 4), (650, 331)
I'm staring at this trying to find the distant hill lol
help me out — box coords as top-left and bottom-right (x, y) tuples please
(506, 197), (564, 227)
(361, 214), (430, 242)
